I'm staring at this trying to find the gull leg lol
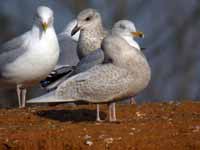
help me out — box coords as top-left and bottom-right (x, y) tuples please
(130, 97), (136, 105)
(96, 104), (102, 122)
(21, 88), (27, 108)
(112, 103), (117, 121)
(108, 103), (113, 122)
(16, 85), (21, 107)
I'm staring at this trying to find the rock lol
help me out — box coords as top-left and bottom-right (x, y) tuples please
(85, 140), (93, 146)
(83, 134), (91, 140)
(104, 138), (114, 144)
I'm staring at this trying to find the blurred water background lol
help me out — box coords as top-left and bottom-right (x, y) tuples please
(0, 0), (200, 107)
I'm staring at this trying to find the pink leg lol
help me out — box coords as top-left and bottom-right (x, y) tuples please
(21, 88), (27, 108)
(108, 102), (117, 122)
(112, 103), (117, 121)
(16, 85), (21, 107)
(108, 103), (113, 122)
(96, 104), (101, 122)
(130, 97), (136, 105)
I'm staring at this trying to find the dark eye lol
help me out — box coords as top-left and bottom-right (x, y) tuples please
(120, 24), (126, 29)
(85, 16), (92, 21)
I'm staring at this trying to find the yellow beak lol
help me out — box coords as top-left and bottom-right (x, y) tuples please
(42, 22), (48, 31)
(131, 31), (144, 38)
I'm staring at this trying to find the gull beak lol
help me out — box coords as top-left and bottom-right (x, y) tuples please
(71, 25), (81, 36)
(132, 31), (144, 38)
(42, 22), (48, 32)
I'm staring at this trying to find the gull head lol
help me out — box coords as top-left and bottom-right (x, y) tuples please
(71, 8), (102, 36)
(34, 6), (54, 32)
(112, 20), (144, 39)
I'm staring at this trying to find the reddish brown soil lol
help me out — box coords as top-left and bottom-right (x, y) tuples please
(0, 101), (200, 150)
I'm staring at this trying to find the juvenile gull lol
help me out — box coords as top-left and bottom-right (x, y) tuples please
(0, 6), (60, 108)
(105, 20), (145, 120)
(28, 20), (151, 122)
(113, 20), (144, 105)
(41, 8), (107, 121)
(72, 8), (107, 121)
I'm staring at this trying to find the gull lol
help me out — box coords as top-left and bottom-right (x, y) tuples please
(41, 8), (107, 121)
(28, 20), (151, 122)
(113, 20), (144, 105)
(104, 20), (145, 120)
(0, 6), (60, 108)
(71, 8), (107, 122)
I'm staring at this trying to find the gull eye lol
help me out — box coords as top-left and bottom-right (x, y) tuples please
(120, 24), (126, 29)
(85, 16), (92, 21)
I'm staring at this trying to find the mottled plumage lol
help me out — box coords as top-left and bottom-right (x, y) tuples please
(56, 35), (150, 103)
(73, 8), (108, 58)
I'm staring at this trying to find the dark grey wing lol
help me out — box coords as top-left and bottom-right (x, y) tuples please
(75, 48), (104, 73)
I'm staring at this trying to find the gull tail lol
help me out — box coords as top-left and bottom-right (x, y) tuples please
(27, 91), (76, 103)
